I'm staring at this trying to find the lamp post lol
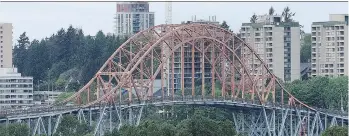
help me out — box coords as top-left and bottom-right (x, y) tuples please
(37, 80), (43, 91)
(47, 68), (50, 92)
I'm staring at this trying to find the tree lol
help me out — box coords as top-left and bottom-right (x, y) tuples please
(268, 6), (275, 15)
(54, 115), (91, 136)
(300, 34), (311, 63)
(13, 32), (30, 74)
(7, 123), (30, 136)
(0, 123), (30, 136)
(0, 125), (8, 136)
(281, 6), (296, 22)
(250, 13), (258, 23)
(300, 25), (305, 36)
(55, 92), (74, 104)
(220, 21), (230, 31)
(286, 76), (348, 110)
(322, 126), (348, 136)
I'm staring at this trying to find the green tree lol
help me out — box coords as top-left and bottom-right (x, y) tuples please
(300, 34), (311, 63)
(220, 21), (230, 31)
(54, 115), (91, 136)
(0, 123), (30, 136)
(118, 125), (139, 136)
(250, 13), (258, 23)
(322, 126), (348, 136)
(55, 92), (74, 103)
(286, 76), (348, 110)
(8, 123), (30, 136)
(0, 125), (8, 136)
(175, 114), (235, 136)
(268, 6), (275, 15)
(13, 32), (30, 74)
(281, 6), (296, 22)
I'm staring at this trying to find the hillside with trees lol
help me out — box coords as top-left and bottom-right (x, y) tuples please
(13, 26), (127, 91)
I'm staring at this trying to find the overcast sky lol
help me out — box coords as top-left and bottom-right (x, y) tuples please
(0, 2), (347, 44)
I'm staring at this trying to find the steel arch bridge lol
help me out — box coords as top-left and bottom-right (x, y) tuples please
(0, 24), (348, 136)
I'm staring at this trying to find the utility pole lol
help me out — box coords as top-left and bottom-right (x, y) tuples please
(341, 92), (344, 113)
(47, 68), (50, 92)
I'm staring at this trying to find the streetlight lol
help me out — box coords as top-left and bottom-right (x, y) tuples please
(37, 80), (43, 91)
(47, 68), (50, 92)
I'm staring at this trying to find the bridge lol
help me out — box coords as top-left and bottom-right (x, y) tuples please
(0, 24), (348, 136)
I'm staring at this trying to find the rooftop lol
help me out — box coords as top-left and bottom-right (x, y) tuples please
(242, 22), (300, 28)
(312, 21), (347, 26)
(0, 68), (32, 78)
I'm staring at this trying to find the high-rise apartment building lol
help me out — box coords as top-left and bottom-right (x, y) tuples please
(114, 2), (155, 36)
(311, 14), (348, 77)
(0, 23), (34, 109)
(0, 68), (33, 109)
(168, 16), (219, 92)
(0, 23), (13, 68)
(240, 15), (301, 82)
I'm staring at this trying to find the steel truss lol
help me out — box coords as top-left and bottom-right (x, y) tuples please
(233, 106), (347, 136)
(1, 101), (347, 136)
(1, 24), (347, 136)
(2, 104), (145, 136)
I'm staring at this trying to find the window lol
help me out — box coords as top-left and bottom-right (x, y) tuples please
(285, 43), (290, 47)
(0, 31), (2, 34)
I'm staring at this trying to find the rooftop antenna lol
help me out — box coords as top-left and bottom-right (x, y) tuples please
(165, 1), (172, 97)
(165, 1), (172, 24)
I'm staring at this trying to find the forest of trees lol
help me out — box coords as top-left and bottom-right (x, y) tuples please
(13, 27), (128, 91)
(285, 76), (348, 111)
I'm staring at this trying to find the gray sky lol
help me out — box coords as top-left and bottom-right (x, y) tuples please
(0, 2), (347, 44)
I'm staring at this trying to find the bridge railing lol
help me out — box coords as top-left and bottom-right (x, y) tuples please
(0, 95), (347, 118)
(0, 105), (81, 118)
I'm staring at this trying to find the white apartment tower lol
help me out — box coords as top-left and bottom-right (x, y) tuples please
(0, 23), (13, 68)
(0, 23), (34, 109)
(114, 2), (155, 36)
(311, 14), (348, 77)
(240, 15), (301, 82)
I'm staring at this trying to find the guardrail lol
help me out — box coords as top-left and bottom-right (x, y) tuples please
(0, 95), (347, 118)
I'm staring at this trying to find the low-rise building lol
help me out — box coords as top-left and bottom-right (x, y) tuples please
(0, 68), (33, 109)
(33, 91), (62, 105)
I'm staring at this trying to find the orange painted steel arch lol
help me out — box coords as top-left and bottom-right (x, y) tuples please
(60, 23), (315, 111)
(57, 24), (183, 105)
